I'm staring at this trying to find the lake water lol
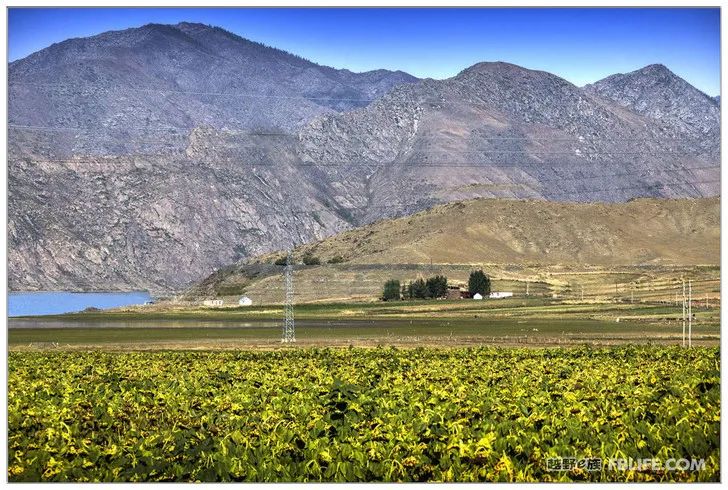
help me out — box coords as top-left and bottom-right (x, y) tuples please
(8, 291), (152, 317)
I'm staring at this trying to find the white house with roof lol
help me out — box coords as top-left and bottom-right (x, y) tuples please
(238, 296), (253, 306)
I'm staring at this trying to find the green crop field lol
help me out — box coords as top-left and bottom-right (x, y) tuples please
(8, 346), (719, 482)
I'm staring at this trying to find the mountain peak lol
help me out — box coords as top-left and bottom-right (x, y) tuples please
(638, 63), (671, 74)
(9, 20), (418, 139)
(584, 63), (719, 138)
(458, 61), (533, 76)
(174, 21), (210, 29)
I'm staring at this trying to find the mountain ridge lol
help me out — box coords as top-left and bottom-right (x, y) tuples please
(9, 21), (419, 155)
(7, 22), (720, 292)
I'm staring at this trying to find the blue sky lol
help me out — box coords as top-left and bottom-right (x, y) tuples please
(8, 7), (721, 95)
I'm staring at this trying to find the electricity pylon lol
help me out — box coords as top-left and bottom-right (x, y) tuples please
(282, 251), (296, 343)
(682, 279), (686, 347)
(688, 280), (692, 349)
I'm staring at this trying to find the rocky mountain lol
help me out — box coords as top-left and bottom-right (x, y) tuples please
(296, 61), (719, 222)
(8, 22), (417, 155)
(8, 24), (720, 292)
(583, 64), (719, 148)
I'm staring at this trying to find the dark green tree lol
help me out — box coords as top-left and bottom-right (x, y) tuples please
(274, 256), (287, 266)
(426, 275), (448, 298)
(382, 279), (401, 301)
(468, 270), (491, 296)
(410, 278), (428, 299)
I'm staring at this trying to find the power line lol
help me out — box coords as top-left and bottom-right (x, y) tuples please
(547, 179), (717, 198)
(8, 83), (387, 103)
(272, 179), (720, 211)
(7, 123), (719, 145)
(13, 148), (711, 159)
(130, 178), (715, 219)
(9, 154), (719, 173)
(8, 124), (297, 136)
(18, 178), (716, 218)
(224, 262), (721, 271)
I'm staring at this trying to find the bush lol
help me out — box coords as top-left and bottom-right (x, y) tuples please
(302, 253), (321, 265)
(327, 255), (345, 264)
(382, 279), (401, 301)
(274, 256), (287, 266)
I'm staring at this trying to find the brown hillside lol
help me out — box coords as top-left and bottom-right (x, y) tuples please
(186, 197), (719, 304)
(288, 197), (719, 266)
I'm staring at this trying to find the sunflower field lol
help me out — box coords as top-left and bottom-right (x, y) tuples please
(7, 346), (720, 482)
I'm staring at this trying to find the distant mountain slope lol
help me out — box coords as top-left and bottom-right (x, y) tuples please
(8, 22), (417, 155)
(7, 24), (720, 292)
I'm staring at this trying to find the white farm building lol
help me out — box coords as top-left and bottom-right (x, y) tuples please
(473, 293), (484, 300)
(489, 292), (514, 299)
(238, 296), (253, 306)
(203, 299), (224, 307)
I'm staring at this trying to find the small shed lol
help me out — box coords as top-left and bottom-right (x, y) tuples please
(473, 293), (484, 300)
(446, 285), (464, 300)
(239, 296), (253, 306)
(203, 299), (224, 307)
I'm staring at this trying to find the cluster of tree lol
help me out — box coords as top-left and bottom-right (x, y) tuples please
(468, 269), (491, 296)
(382, 275), (449, 301)
(383, 270), (490, 301)
(273, 252), (322, 266)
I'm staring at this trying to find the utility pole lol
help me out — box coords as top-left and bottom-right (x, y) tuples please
(705, 293), (709, 309)
(581, 285), (584, 302)
(526, 281), (529, 296)
(631, 287), (634, 304)
(682, 279), (686, 348)
(688, 280), (692, 348)
(282, 251), (296, 343)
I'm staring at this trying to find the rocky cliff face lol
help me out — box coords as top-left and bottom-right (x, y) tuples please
(8, 25), (720, 292)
